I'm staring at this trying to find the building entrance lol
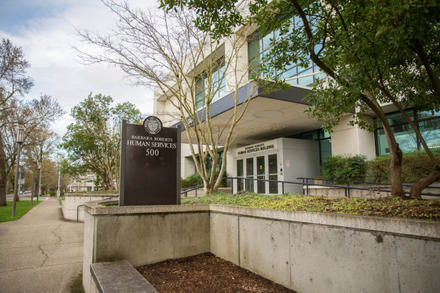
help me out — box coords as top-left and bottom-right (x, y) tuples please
(236, 153), (278, 194)
(233, 137), (320, 195)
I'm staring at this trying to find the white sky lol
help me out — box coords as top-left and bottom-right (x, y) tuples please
(0, 0), (160, 137)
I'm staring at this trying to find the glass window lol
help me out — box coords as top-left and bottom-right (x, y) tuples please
(419, 118), (440, 151)
(237, 159), (243, 192)
(418, 110), (440, 120)
(298, 75), (314, 86)
(246, 158), (254, 192)
(268, 154), (278, 194)
(247, 17), (326, 87)
(256, 156), (265, 194)
(248, 39), (259, 60)
(195, 60), (226, 108)
(320, 139), (332, 165)
(195, 76), (205, 109)
(374, 109), (440, 156)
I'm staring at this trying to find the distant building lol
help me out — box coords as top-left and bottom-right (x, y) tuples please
(67, 173), (96, 192)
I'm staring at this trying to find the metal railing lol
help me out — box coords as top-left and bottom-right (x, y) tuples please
(227, 176), (440, 198)
(180, 184), (204, 198)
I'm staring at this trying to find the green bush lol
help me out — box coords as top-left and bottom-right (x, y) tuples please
(323, 155), (367, 184)
(367, 151), (440, 183)
(181, 173), (203, 189)
(181, 170), (228, 189)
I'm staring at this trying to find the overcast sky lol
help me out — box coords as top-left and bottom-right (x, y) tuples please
(0, 0), (160, 137)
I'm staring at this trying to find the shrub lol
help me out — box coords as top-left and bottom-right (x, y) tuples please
(181, 170), (228, 189)
(367, 151), (440, 183)
(181, 173), (203, 189)
(323, 155), (367, 184)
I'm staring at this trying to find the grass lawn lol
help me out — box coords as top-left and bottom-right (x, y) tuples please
(182, 193), (440, 221)
(0, 200), (41, 222)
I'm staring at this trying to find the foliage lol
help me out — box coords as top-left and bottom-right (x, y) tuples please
(181, 173), (203, 189)
(323, 155), (367, 184)
(0, 200), (40, 222)
(368, 151), (440, 183)
(60, 93), (142, 190)
(181, 170), (228, 188)
(183, 193), (440, 221)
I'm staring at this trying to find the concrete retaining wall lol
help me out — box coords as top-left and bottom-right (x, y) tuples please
(304, 186), (391, 198)
(82, 203), (210, 293)
(62, 194), (119, 221)
(306, 186), (440, 199)
(83, 202), (440, 293)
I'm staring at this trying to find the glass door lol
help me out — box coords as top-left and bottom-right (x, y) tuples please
(245, 157), (254, 192)
(237, 159), (243, 192)
(268, 154), (278, 194)
(256, 156), (265, 193)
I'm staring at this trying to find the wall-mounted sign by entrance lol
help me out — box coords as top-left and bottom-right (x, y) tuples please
(119, 116), (181, 206)
(236, 140), (278, 157)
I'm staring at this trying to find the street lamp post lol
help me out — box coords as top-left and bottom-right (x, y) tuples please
(56, 162), (61, 199)
(37, 161), (42, 202)
(30, 161), (36, 206)
(12, 125), (25, 218)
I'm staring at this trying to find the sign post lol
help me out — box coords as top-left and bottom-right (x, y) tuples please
(119, 116), (181, 205)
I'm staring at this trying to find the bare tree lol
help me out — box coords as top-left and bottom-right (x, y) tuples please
(0, 95), (63, 205)
(0, 38), (33, 112)
(0, 38), (33, 205)
(78, 1), (256, 194)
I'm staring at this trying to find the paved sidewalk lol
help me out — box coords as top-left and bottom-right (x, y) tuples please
(0, 199), (84, 293)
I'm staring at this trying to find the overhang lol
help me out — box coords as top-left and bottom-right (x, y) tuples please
(174, 82), (322, 147)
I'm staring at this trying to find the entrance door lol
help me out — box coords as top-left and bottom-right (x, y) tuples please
(268, 154), (278, 193)
(256, 156), (265, 193)
(245, 158), (254, 192)
(237, 159), (244, 192)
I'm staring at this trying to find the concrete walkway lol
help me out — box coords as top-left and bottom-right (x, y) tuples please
(0, 199), (84, 293)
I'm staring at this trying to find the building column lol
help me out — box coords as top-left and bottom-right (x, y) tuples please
(330, 115), (376, 160)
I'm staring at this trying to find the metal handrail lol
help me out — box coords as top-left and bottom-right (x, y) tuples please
(297, 177), (440, 189)
(227, 176), (440, 197)
(181, 184), (204, 198)
(76, 196), (115, 222)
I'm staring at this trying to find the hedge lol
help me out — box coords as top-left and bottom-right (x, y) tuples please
(322, 155), (367, 184)
(367, 151), (440, 183)
(181, 170), (228, 189)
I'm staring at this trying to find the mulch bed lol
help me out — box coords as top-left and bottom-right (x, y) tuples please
(137, 253), (295, 293)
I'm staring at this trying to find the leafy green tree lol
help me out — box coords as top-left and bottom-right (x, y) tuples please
(161, 0), (440, 198)
(61, 93), (142, 190)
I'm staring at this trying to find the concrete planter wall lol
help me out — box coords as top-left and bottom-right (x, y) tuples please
(83, 202), (440, 293)
(305, 185), (440, 199)
(62, 194), (119, 221)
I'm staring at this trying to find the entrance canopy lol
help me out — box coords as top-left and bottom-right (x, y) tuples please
(176, 82), (322, 148)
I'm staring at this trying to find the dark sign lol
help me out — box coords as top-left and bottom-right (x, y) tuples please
(119, 117), (181, 205)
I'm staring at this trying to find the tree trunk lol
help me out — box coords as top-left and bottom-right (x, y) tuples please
(409, 167), (440, 199)
(5, 179), (10, 196)
(387, 138), (405, 198)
